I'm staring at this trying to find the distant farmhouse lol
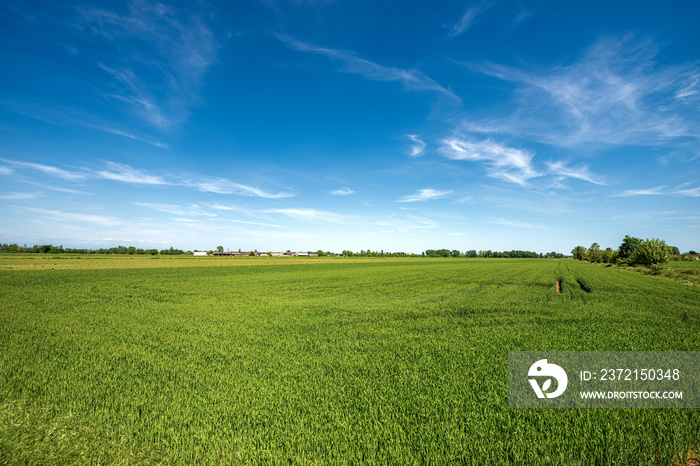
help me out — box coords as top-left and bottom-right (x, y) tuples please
(672, 254), (700, 260)
(210, 251), (317, 257)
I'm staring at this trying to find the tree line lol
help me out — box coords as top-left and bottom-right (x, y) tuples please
(423, 249), (564, 258)
(0, 244), (187, 255)
(571, 235), (695, 271)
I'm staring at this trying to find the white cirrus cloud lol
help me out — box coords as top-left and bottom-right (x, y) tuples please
(546, 160), (606, 185)
(675, 186), (700, 197)
(440, 138), (539, 185)
(406, 134), (426, 157)
(134, 202), (215, 217)
(612, 186), (668, 197)
(278, 34), (460, 103)
(445, 0), (494, 39)
(489, 217), (550, 230)
(20, 207), (123, 227)
(0, 192), (40, 200)
(465, 35), (700, 147)
(613, 184), (700, 198)
(97, 161), (169, 185)
(263, 208), (349, 223)
(330, 187), (355, 196)
(398, 188), (453, 202)
(81, 0), (219, 128)
(186, 178), (294, 199)
(0, 158), (87, 181)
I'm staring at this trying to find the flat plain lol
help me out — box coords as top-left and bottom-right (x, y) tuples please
(1, 255), (698, 464)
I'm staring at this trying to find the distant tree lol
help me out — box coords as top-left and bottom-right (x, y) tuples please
(669, 246), (680, 255)
(571, 246), (586, 260)
(601, 247), (615, 263)
(127, 246), (136, 255)
(618, 235), (641, 262)
(629, 238), (670, 267)
(586, 243), (602, 262)
(688, 250), (698, 255)
(466, 250), (477, 258)
(217, 245), (224, 253)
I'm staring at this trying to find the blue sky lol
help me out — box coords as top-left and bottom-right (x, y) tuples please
(1, 0), (698, 253)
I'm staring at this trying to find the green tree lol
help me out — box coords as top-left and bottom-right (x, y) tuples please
(601, 248), (614, 263)
(618, 235), (641, 261)
(217, 246), (224, 253)
(629, 238), (670, 267)
(586, 243), (601, 262)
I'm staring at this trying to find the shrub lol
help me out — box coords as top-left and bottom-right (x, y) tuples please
(629, 238), (670, 267)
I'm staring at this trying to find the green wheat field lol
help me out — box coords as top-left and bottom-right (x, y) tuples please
(1, 255), (698, 464)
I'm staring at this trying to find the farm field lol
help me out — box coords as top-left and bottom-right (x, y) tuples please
(0, 256), (698, 464)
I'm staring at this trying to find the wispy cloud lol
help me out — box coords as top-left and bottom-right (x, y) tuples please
(406, 134), (426, 157)
(226, 219), (285, 229)
(675, 186), (700, 197)
(0, 166), (12, 175)
(97, 125), (169, 149)
(613, 186), (667, 197)
(263, 208), (349, 223)
(0, 159), (87, 181)
(80, 0), (219, 128)
(440, 138), (538, 185)
(97, 161), (169, 185)
(373, 214), (439, 233)
(398, 188), (452, 202)
(613, 184), (700, 197)
(133, 202), (286, 229)
(489, 217), (550, 230)
(330, 187), (355, 196)
(445, 1), (494, 39)
(0, 192), (40, 200)
(4, 157), (294, 200)
(186, 178), (294, 199)
(278, 34), (460, 102)
(610, 210), (699, 223)
(439, 138), (607, 186)
(464, 35), (700, 147)
(20, 207), (123, 227)
(134, 202), (215, 217)
(204, 203), (251, 214)
(546, 160), (606, 185)
(0, 98), (169, 148)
